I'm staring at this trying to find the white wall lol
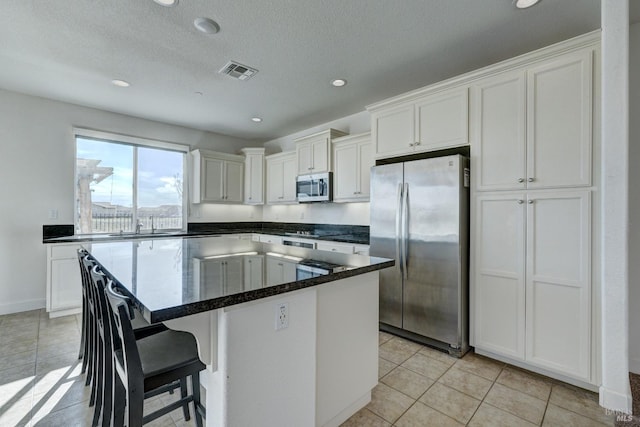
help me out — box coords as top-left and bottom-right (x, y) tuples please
(262, 110), (371, 225)
(0, 89), (254, 314)
(629, 22), (640, 374)
(262, 203), (370, 226)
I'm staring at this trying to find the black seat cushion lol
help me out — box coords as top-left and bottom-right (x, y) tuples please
(136, 330), (201, 378)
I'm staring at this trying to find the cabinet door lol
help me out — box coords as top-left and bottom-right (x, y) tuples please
(245, 155), (264, 204)
(415, 87), (469, 151)
(525, 190), (590, 380)
(357, 141), (373, 199)
(282, 155), (297, 202)
(297, 142), (313, 175)
(473, 192), (526, 360)
(333, 143), (358, 200)
(311, 138), (330, 172)
(371, 103), (415, 158)
(244, 256), (264, 290)
(202, 158), (225, 202)
(225, 161), (244, 202)
(224, 258), (244, 295)
(526, 50), (592, 189)
(266, 256), (285, 286)
(473, 71), (527, 191)
(199, 259), (225, 299)
(266, 159), (284, 203)
(50, 258), (82, 311)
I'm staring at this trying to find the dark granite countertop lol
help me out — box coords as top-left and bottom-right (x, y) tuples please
(87, 235), (391, 323)
(43, 222), (370, 245)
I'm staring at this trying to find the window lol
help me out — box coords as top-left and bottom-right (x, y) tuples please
(75, 129), (187, 235)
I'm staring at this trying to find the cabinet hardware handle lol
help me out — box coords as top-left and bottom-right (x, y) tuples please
(409, 143), (414, 147)
(528, 200), (534, 204)
(278, 262), (283, 266)
(518, 178), (525, 183)
(528, 177), (535, 182)
(517, 200), (524, 204)
(331, 248), (336, 251)
(249, 197), (252, 200)
(415, 142), (421, 146)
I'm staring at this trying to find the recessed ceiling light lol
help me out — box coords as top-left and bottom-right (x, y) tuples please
(194, 17), (220, 35)
(514, 0), (540, 9)
(153, 0), (178, 7)
(111, 79), (130, 87)
(251, 117), (263, 123)
(331, 79), (347, 87)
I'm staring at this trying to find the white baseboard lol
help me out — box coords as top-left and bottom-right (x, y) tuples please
(321, 391), (371, 427)
(0, 299), (45, 316)
(600, 385), (632, 413)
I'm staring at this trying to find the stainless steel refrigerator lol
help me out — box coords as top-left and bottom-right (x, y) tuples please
(370, 155), (470, 357)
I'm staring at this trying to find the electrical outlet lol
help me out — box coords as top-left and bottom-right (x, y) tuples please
(275, 302), (289, 330)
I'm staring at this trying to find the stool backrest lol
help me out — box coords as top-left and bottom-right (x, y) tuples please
(104, 279), (144, 390)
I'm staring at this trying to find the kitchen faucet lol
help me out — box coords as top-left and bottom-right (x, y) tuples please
(150, 215), (155, 234)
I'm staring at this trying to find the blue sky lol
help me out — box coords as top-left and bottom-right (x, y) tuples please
(77, 138), (183, 208)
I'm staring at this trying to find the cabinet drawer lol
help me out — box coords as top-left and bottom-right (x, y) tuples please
(50, 244), (83, 260)
(354, 245), (370, 256)
(259, 235), (283, 245)
(316, 241), (354, 254)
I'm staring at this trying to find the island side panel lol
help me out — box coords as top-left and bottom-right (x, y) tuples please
(316, 271), (379, 427)
(216, 288), (318, 427)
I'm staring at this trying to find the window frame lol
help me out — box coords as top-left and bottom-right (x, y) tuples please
(73, 127), (189, 235)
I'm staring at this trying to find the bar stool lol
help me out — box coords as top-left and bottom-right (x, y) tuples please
(105, 279), (206, 427)
(77, 250), (169, 426)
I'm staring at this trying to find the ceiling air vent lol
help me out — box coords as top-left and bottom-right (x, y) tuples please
(219, 61), (258, 81)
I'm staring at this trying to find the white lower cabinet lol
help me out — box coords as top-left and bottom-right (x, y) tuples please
(244, 256), (264, 290)
(266, 256), (298, 286)
(47, 243), (84, 317)
(473, 189), (591, 382)
(194, 257), (244, 298)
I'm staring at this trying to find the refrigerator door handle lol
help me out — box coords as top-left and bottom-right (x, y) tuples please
(395, 183), (403, 274)
(402, 182), (409, 279)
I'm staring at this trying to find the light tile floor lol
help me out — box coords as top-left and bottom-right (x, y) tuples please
(341, 331), (617, 427)
(0, 310), (617, 426)
(0, 309), (196, 427)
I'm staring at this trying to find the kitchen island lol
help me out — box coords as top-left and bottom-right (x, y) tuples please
(88, 235), (393, 427)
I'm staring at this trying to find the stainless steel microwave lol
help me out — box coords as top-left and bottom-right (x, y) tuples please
(296, 172), (333, 203)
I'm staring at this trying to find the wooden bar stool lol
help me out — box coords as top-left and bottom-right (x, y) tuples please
(78, 250), (170, 426)
(105, 279), (206, 427)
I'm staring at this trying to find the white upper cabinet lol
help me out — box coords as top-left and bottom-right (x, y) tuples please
(191, 149), (244, 203)
(294, 129), (348, 175)
(266, 151), (297, 204)
(241, 148), (265, 205)
(369, 87), (469, 159)
(526, 50), (592, 189)
(371, 103), (415, 159)
(472, 71), (527, 191)
(332, 132), (373, 202)
(415, 87), (468, 151)
(472, 48), (593, 191)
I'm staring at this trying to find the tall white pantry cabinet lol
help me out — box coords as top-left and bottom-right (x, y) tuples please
(470, 42), (597, 385)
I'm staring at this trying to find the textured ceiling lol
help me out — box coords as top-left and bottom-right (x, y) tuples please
(0, 0), (625, 142)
